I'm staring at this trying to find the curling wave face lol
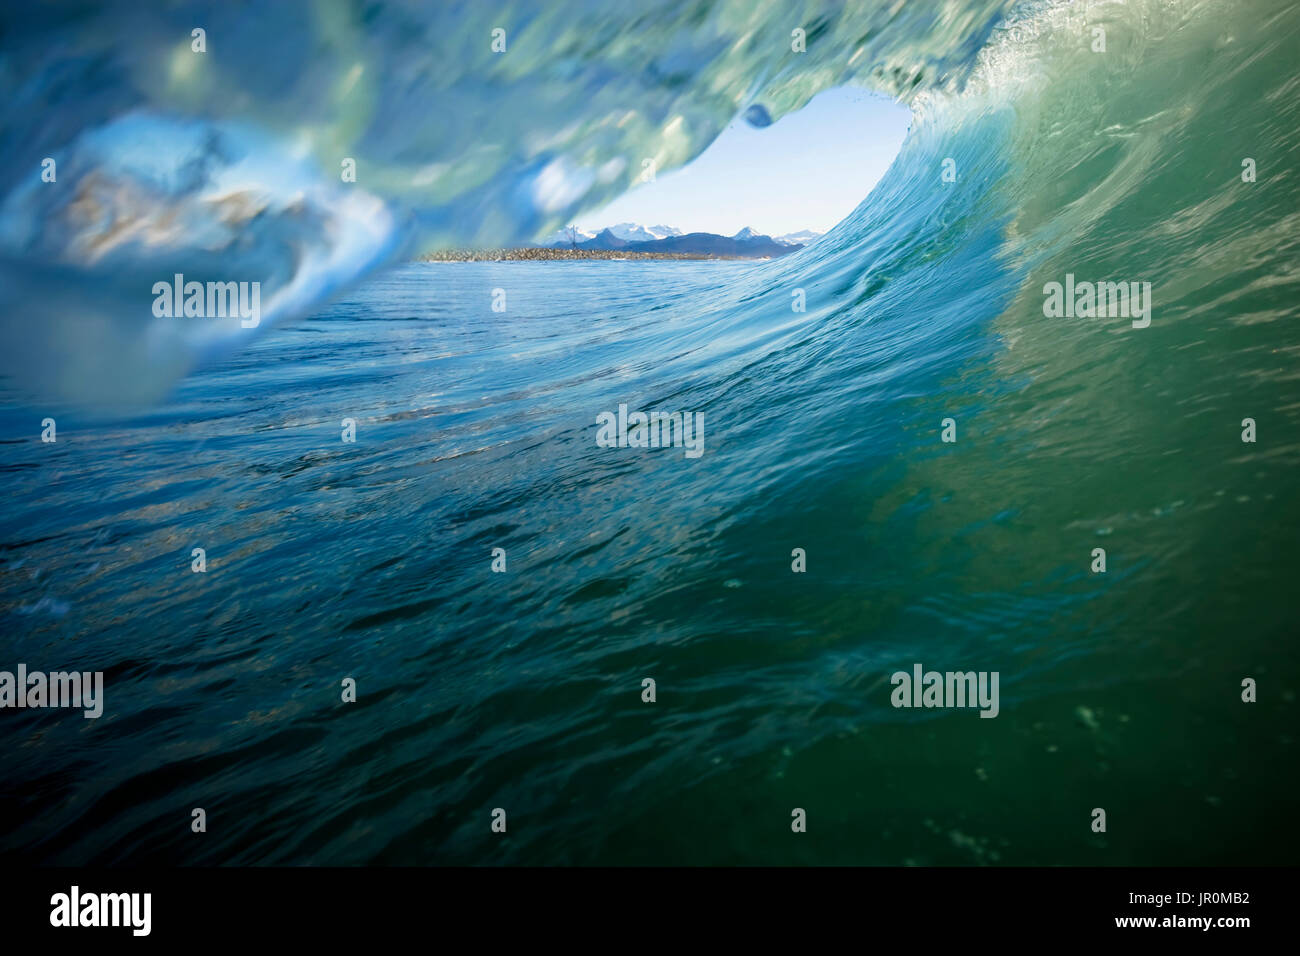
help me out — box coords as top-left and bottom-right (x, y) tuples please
(0, 0), (1017, 403)
(1, 0), (1299, 864)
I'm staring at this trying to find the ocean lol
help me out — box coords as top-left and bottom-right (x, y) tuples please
(2, 0), (1299, 865)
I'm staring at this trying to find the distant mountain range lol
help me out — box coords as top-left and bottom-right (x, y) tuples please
(539, 223), (822, 258)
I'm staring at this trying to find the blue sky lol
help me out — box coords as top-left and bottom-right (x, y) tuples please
(574, 86), (912, 238)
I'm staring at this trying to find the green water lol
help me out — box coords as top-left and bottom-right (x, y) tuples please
(2, 0), (1298, 864)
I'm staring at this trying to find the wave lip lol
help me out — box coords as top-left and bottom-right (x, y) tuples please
(0, 113), (400, 405)
(0, 0), (1026, 404)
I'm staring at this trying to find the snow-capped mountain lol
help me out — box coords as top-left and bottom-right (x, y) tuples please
(542, 223), (685, 246)
(774, 230), (823, 246)
(733, 226), (823, 245)
(604, 222), (658, 242)
(606, 222), (683, 242)
(540, 225), (597, 246)
(537, 222), (815, 256)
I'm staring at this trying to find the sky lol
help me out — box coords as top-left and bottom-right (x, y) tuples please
(573, 86), (912, 238)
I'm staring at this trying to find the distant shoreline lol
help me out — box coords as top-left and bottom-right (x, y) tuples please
(418, 248), (775, 262)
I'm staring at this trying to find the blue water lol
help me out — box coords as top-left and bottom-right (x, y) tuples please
(2, 0), (1300, 864)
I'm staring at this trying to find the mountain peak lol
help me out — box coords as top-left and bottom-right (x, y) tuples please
(538, 222), (816, 255)
(774, 229), (823, 246)
(602, 222), (684, 242)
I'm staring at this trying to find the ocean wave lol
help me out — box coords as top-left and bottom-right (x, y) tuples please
(2, 0), (1299, 865)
